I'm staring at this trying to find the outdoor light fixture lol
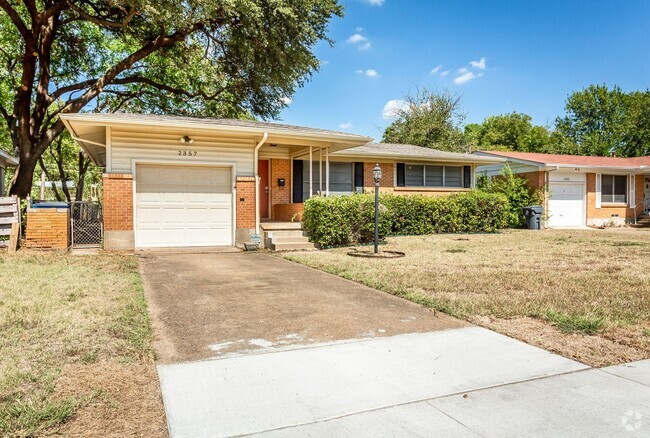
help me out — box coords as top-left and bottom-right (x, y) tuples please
(180, 135), (194, 144)
(373, 163), (382, 254)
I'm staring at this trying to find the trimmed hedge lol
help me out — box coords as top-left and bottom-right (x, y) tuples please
(302, 191), (509, 247)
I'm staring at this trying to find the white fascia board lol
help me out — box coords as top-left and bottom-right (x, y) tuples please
(59, 114), (373, 145)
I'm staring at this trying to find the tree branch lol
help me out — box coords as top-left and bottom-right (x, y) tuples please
(0, 0), (31, 40)
(68, 3), (138, 28)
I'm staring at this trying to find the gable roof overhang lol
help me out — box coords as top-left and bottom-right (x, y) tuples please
(0, 149), (19, 168)
(60, 113), (374, 168)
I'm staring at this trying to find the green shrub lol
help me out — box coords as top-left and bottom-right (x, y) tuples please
(302, 191), (508, 247)
(477, 164), (545, 228)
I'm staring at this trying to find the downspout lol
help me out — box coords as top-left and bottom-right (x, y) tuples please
(254, 132), (269, 235)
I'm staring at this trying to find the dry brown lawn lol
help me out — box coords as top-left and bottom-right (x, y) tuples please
(285, 228), (650, 367)
(0, 251), (166, 437)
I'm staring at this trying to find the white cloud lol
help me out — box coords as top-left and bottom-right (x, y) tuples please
(281, 97), (292, 105)
(356, 69), (379, 77)
(454, 71), (483, 84)
(469, 57), (487, 70)
(430, 65), (442, 75)
(439, 70), (450, 76)
(355, 27), (364, 33)
(366, 0), (385, 5)
(359, 42), (371, 50)
(347, 33), (367, 44)
(382, 99), (408, 119)
(339, 121), (354, 129)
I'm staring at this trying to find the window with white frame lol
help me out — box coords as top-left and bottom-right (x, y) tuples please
(601, 174), (627, 203)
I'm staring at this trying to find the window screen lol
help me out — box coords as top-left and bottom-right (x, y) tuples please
(302, 161), (353, 200)
(405, 164), (424, 187)
(444, 166), (463, 187)
(601, 174), (627, 203)
(425, 166), (443, 187)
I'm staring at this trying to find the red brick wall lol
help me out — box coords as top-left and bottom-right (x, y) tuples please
(103, 174), (133, 231)
(518, 171), (546, 189)
(273, 203), (304, 222)
(26, 208), (69, 249)
(363, 162), (394, 188)
(586, 173), (644, 222)
(270, 159), (291, 219)
(236, 177), (256, 229)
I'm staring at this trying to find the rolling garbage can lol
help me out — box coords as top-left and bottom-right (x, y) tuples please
(522, 205), (543, 230)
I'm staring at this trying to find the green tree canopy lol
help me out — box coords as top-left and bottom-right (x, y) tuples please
(381, 88), (466, 152)
(0, 0), (343, 198)
(472, 112), (552, 152)
(555, 84), (628, 156)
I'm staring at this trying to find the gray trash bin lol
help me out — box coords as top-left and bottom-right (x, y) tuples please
(522, 205), (543, 230)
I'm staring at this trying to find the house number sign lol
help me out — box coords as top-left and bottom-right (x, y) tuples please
(178, 150), (198, 156)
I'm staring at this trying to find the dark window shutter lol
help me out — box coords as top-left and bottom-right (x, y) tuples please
(293, 160), (303, 203)
(397, 163), (406, 187)
(354, 162), (364, 192)
(463, 166), (472, 188)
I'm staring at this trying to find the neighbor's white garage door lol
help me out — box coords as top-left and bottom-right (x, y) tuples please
(548, 182), (585, 227)
(135, 165), (233, 248)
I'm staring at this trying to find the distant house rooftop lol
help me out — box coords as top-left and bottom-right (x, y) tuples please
(476, 150), (650, 170)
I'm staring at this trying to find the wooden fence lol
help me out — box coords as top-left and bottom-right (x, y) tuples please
(0, 196), (20, 253)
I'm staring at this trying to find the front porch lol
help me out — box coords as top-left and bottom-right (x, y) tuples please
(260, 221), (316, 251)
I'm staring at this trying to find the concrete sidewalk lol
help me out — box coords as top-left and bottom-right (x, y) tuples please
(155, 327), (650, 438)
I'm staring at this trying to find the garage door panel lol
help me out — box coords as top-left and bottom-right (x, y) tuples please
(548, 183), (585, 227)
(135, 165), (233, 248)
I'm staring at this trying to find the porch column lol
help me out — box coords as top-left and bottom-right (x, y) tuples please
(319, 147), (323, 194)
(309, 146), (313, 198)
(325, 147), (330, 196)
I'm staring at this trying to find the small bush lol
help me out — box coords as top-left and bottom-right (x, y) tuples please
(302, 191), (508, 247)
(477, 164), (545, 228)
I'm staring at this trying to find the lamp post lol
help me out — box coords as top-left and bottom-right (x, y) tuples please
(372, 163), (382, 254)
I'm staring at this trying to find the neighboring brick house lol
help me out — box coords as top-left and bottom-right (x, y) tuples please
(60, 113), (502, 250)
(476, 151), (650, 227)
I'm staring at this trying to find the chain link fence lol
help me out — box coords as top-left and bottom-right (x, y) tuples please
(71, 201), (103, 248)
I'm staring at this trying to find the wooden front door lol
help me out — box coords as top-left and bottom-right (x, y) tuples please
(259, 160), (269, 219)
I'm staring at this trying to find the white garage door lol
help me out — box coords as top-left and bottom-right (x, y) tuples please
(548, 182), (585, 227)
(135, 165), (233, 248)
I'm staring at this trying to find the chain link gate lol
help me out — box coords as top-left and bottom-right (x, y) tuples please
(71, 201), (103, 248)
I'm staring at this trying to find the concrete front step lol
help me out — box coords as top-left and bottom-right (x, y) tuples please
(260, 222), (303, 231)
(272, 236), (310, 244)
(270, 241), (318, 251)
(266, 230), (306, 239)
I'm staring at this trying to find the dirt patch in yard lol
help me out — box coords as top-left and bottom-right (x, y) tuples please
(469, 316), (650, 368)
(53, 361), (166, 437)
(285, 229), (650, 367)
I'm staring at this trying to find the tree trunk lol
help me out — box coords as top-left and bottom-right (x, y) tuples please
(9, 158), (38, 199)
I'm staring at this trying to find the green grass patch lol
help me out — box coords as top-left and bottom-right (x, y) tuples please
(0, 251), (154, 436)
(545, 310), (605, 335)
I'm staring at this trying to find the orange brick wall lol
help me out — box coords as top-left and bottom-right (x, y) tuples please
(25, 208), (69, 249)
(236, 177), (256, 229)
(270, 159), (291, 219)
(103, 174), (133, 231)
(273, 203), (304, 222)
(363, 162), (394, 188)
(586, 173), (644, 222)
(519, 171), (546, 189)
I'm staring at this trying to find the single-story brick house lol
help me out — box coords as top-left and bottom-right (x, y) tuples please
(0, 149), (19, 197)
(60, 113), (501, 249)
(476, 151), (650, 227)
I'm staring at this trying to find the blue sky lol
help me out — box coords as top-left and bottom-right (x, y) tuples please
(279, 0), (650, 140)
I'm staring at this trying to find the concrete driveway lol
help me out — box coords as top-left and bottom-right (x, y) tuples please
(139, 252), (464, 363)
(140, 252), (650, 437)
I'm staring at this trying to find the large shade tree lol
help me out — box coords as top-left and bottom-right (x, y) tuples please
(0, 0), (343, 198)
